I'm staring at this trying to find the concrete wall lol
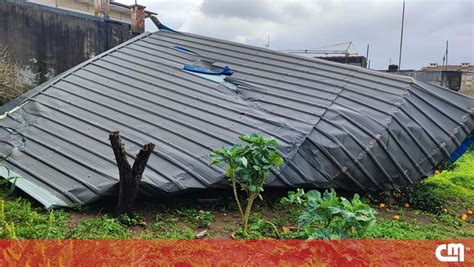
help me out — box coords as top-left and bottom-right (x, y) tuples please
(394, 70), (463, 92)
(0, 0), (136, 90)
(460, 73), (474, 96)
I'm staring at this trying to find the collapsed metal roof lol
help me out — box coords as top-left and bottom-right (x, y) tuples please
(0, 30), (473, 208)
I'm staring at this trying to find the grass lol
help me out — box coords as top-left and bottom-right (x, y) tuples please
(364, 213), (474, 240)
(0, 191), (69, 239)
(142, 215), (195, 240)
(176, 208), (214, 228)
(421, 148), (474, 212)
(68, 216), (132, 239)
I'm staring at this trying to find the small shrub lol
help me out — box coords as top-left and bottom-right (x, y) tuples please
(210, 133), (284, 236)
(282, 189), (377, 240)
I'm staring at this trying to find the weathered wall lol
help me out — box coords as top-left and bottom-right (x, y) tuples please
(394, 70), (463, 91)
(460, 73), (474, 97)
(0, 0), (136, 91)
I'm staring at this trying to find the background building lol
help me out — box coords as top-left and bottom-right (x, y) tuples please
(421, 63), (473, 96)
(26, 0), (155, 27)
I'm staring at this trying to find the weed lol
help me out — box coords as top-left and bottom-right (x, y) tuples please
(68, 216), (131, 239)
(0, 192), (69, 239)
(223, 224), (234, 233)
(142, 215), (194, 239)
(118, 213), (142, 227)
(177, 208), (214, 228)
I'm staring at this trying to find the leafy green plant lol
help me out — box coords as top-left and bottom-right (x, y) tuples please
(177, 209), (214, 228)
(210, 133), (284, 236)
(282, 189), (377, 240)
(68, 216), (131, 239)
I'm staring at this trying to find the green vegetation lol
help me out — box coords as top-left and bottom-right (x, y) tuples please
(0, 144), (472, 240)
(142, 214), (195, 240)
(177, 208), (214, 228)
(69, 216), (131, 239)
(282, 189), (377, 240)
(421, 149), (474, 212)
(0, 189), (69, 239)
(364, 213), (474, 240)
(368, 148), (474, 214)
(210, 133), (283, 236)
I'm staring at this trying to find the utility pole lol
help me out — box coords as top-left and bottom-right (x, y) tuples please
(445, 40), (449, 70)
(398, 0), (406, 70)
(366, 44), (370, 68)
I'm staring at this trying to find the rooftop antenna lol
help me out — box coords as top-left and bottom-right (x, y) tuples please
(398, 0), (406, 70)
(264, 34), (270, 48)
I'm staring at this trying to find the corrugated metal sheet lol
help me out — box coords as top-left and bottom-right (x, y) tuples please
(0, 30), (473, 208)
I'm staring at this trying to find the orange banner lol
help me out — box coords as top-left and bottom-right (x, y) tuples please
(0, 240), (472, 266)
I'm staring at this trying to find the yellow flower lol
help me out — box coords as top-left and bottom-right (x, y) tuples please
(282, 226), (291, 234)
(393, 215), (400, 221)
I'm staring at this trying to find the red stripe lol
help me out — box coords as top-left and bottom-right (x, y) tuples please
(0, 240), (472, 266)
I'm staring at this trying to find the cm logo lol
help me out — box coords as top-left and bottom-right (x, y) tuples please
(435, 243), (464, 262)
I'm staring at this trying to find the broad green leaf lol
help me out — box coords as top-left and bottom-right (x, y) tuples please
(241, 156), (248, 167)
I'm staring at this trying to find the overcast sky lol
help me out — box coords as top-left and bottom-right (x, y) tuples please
(122, 0), (473, 70)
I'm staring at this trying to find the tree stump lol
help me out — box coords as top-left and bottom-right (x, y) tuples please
(109, 131), (155, 215)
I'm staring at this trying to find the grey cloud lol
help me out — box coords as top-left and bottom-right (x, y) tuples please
(200, 0), (280, 20)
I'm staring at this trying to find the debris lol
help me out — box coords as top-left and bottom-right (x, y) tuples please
(195, 229), (208, 239)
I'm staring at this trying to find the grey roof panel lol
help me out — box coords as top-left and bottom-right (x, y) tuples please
(1, 30), (473, 208)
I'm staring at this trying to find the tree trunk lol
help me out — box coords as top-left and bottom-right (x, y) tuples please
(109, 131), (155, 215)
